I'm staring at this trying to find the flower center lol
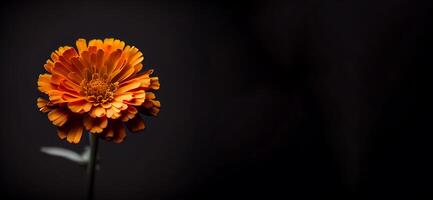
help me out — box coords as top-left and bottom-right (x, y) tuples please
(83, 75), (118, 104)
(87, 79), (108, 96)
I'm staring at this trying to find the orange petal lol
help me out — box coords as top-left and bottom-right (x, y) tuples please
(76, 38), (88, 54)
(124, 90), (146, 106)
(133, 90), (146, 99)
(61, 92), (84, 103)
(119, 70), (153, 88)
(38, 74), (55, 94)
(104, 38), (114, 46)
(111, 39), (125, 50)
(106, 106), (121, 119)
(121, 106), (137, 122)
(114, 93), (133, 102)
(149, 77), (160, 90)
(67, 71), (83, 85)
(48, 90), (65, 104)
(61, 48), (78, 62)
(116, 80), (141, 94)
(126, 114), (145, 132)
(59, 79), (81, 94)
(101, 122), (114, 140)
(149, 107), (160, 116)
(143, 99), (161, 109)
(96, 49), (105, 72)
(89, 39), (103, 49)
(52, 62), (71, 77)
(111, 101), (124, 108)
(134, 64), (142, 74)
(79, 51), (91, 71)
(146, 92), (156, 100)
(68, 99), (92, 113)
(105, 49), (122, 75)
(83, 115), (108, 133)
(70, 57), (85, 75)
(140, 94), (161, 116)
(44, 60), (54, 73)
(90, 106), (106, 117)
(37, 97), (52, 113)
(112, 66), (135, 83)
(112, 120), (126, 143)
(57, 127), (67, 139)
(142, 101), (153, 109)
(111, 56), (127, 77)
(151, 100), (161, 108)
(130, 52), (143, 67)
(48, 108), (69, 126)
(51, 74), (66, 85)
(56, 117), (84, 144)
(66, 120), (84, 144)
(101, 102), (112, 109)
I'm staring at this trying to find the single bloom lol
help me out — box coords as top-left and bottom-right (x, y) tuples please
(37, 38), (160, 144)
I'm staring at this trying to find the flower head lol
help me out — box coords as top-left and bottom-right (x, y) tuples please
(37, 38), (160, 143)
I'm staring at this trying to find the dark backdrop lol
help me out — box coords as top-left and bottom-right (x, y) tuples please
(1, 0), (432, 199)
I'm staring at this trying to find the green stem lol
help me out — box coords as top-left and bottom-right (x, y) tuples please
(87, 133), (99, 200)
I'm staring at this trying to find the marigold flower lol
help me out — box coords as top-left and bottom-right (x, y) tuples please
(37, 38), (160, 144)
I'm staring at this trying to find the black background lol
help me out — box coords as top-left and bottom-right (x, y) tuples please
(1, 0), (432, 199)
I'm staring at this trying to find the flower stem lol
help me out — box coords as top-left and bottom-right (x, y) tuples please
(87, 133), (99, 200)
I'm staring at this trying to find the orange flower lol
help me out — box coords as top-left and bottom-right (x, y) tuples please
(37, 38), (160, 144)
